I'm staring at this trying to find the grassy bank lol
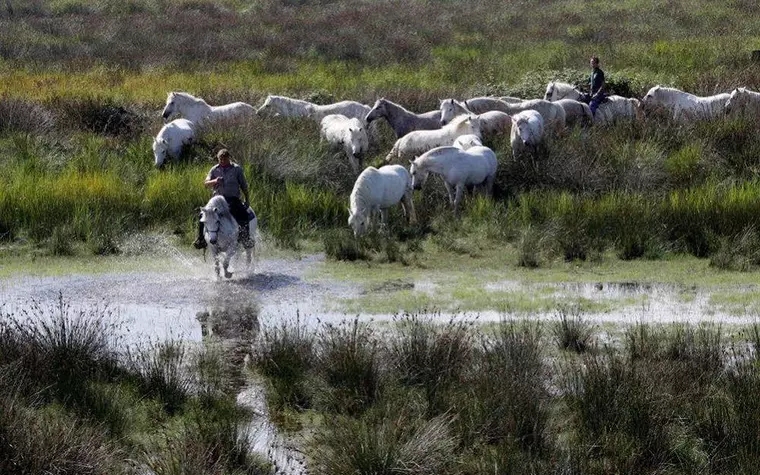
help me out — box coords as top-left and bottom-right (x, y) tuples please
(2, 0), (760, 269)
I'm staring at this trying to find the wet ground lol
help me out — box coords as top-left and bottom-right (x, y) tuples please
(2, 245), (759, 475)
(2, 248), (759, 344)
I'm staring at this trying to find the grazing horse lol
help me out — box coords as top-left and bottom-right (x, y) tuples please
(161, 91), (255, 127)
(348, 165), (416, 237)
(438, 99), (512, 139)
(200, 195), (257, 279)
(320, 114), (369, 173)
(384, 114), (481, 162)
(544, 81), (642, 126)
(641, 85), (729, 123)
(364, 98), (441, 138)
(153, 118), (196, 168)
(409, 145), (498, 215)
(256, 94), (370, 123)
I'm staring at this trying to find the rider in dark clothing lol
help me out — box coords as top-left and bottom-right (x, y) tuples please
(586, 56), (606, 117)
(193, 148), (252, 249)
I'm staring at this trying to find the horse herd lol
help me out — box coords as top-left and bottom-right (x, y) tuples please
(156, 82), (760, 241)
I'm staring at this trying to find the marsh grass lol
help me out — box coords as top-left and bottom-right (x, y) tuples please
(251, 316), (315, 416)
(0, 298), (265, 473)
(553, 307), (596, 353)
(388, 313), (474, 415)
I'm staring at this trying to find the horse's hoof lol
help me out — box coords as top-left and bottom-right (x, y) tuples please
(224, 271), (233, 279)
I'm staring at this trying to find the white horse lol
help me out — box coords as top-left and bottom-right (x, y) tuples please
(724, 87), (760, 116)
(554, 99), (593, 128)
(256, 95), (371, 123)
(200, 195), (257, 279)
(454, 97), (566, 132)
(543, 81), (642, 125)
(439, 100), (512, 139)
(320, 114), (369, 173)
(452, 134), (483, 150)
(641, 85), (729, 123)
(410, 145), (498, 214)
(153, 118), (195, 168)
(161, 91), (255, 127)
(385, 114), (481, 162)
(348, 165), (416, 237)
(510, 110), (545, 161)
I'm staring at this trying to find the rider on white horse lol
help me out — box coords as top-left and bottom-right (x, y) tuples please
(193, 148), (253, 249)
(581, 55), (606, 117)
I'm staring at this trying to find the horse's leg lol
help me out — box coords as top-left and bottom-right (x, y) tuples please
(211, 247), (221, 280)
(348, 153), (360, 174)
(485, 174), (495, 197)
(403, 191), (417, 224)
(223, 250), (233, 279)
(444, 182), (456, 206)
(380, 208), (389, 231)
(453, 184), (464, 217)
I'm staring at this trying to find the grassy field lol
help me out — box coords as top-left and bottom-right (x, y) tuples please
(5, 2), (760, 472)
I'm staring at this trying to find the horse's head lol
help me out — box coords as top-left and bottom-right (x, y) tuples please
(512, 116), (533, 146)
(641, 85), (661, 105)
(409, 158), (429, 191)
(725, 88), (746, 115)
(200, 197), (232, 246)
(152, 138), (169, 168)
(463, 114), (481, 136)
(439, 99), (460, 126)
(256, 95), (276, 117)
(346, 120), (367, 156)
(347, 207), (369, 237)
(161, 92), (178, 121)
(544, 82), (555, 101)
(365, 98), (385, 123)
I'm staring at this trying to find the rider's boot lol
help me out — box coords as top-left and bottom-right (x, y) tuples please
(193, 219), (206, 249)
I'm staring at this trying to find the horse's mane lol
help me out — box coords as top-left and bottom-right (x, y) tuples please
(416, 146), (460, 168)
(350, 167), (378, 214)
(170, 91), (209, 106)
(377, 98), (414, 114)
(269, 95), (313, 106)
(206, 195), (230, 213)
(446, 113), (476, 131)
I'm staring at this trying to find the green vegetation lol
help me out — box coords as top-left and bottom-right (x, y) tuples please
(251, 313), (760, 475)
(0, 297), (269, 474)
(1, 0), (760, 268)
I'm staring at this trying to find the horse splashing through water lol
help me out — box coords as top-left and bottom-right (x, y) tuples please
(200, 195), (257, 279)
(410, 145), (498, 215)
(161, 91), (255, 127)
(364, 98), (441, 138)
(348, 165), (416, 237)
